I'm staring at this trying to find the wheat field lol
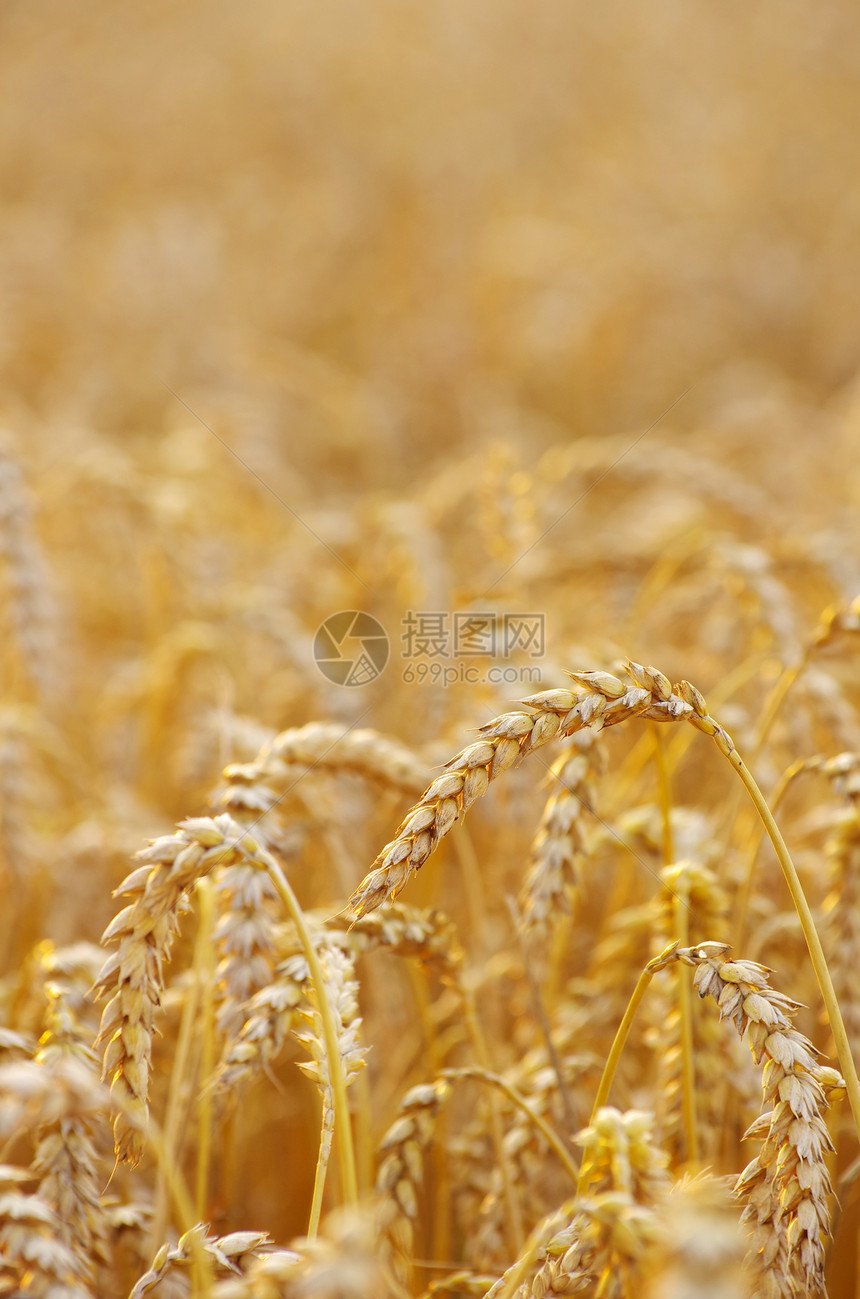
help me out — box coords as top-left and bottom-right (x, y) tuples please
(3, 2), (860, 1296)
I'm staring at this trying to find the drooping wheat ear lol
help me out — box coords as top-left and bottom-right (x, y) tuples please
(520, 731), (605, 938)
(129, 1225), (274, 1297)
(669, 942), (842, 1296)
(350, 663), (698, 918)
(296, 942), (367, 1236)
(217, 721), (433, 819)
(94, 813), (280, 1165)
(376, 1077), (451, 1271)
(210, 1206), (396, 1299)
(652, 860), (733, 1165)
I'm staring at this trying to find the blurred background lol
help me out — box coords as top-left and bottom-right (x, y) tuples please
(4, 0), (860, 460)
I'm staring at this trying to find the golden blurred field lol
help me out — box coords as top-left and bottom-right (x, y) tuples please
(4, 2), (860, 1296)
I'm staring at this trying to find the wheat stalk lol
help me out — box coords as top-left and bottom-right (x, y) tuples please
(297, 942), (367, 1236)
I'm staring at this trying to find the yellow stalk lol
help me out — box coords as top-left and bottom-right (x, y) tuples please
(442, 1066), (579, 1186)
(701, 721), (860, 1143)
(578, 942), (679, 1196)
(265, 857), (359, 1224)
(673, 892), (698, 1166)
(194, 877), (216, 1220)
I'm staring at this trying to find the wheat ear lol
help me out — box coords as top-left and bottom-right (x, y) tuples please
(95, 812), (358, 1208)
(670, 942), (842, 1297)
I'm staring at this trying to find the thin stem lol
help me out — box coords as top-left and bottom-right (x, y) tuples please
(751, 646), (812, 761)
(133, 1110), (212, 1296)
(265, 859), (359, 1219)
(578, 942), (678, 1196)
(652, 722), (674, 866)
(441, 1067), (580, 1187)
(708, 728), (860, 1143)
(306, 1102), (331, 1239)
(733, 756), (809, 951)
(461, 975), (525, 1251)
(653, 722), (696, 1162)
(722, 647), (813, 859)
(195, 877), (216, 1220)
(407, 962), (450, 1270)
(506, 895), (577, 1136)
(673, 893), (698, 1165)
(452, 825), (489, 956)
(150, 901), (204, 1252)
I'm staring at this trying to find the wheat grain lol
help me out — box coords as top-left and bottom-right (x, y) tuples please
(376, 1078), (451, 1272)
(214, 861), (280, 1039)
(520, 732), (605, 938)
(210, 1206), (396, 1299)
(215, 903), (460, 1100)
(29, 978), (111, 1286)
(214, 953), (310, 1098)
(486, 1107), (668, 1299)
(0, 1165), (92, 1298)
(297, 942), (367, 1234)
(129, 1225), (274, 1296)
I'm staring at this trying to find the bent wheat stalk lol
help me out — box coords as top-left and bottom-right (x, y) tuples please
(349, 661), (860, 1148)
